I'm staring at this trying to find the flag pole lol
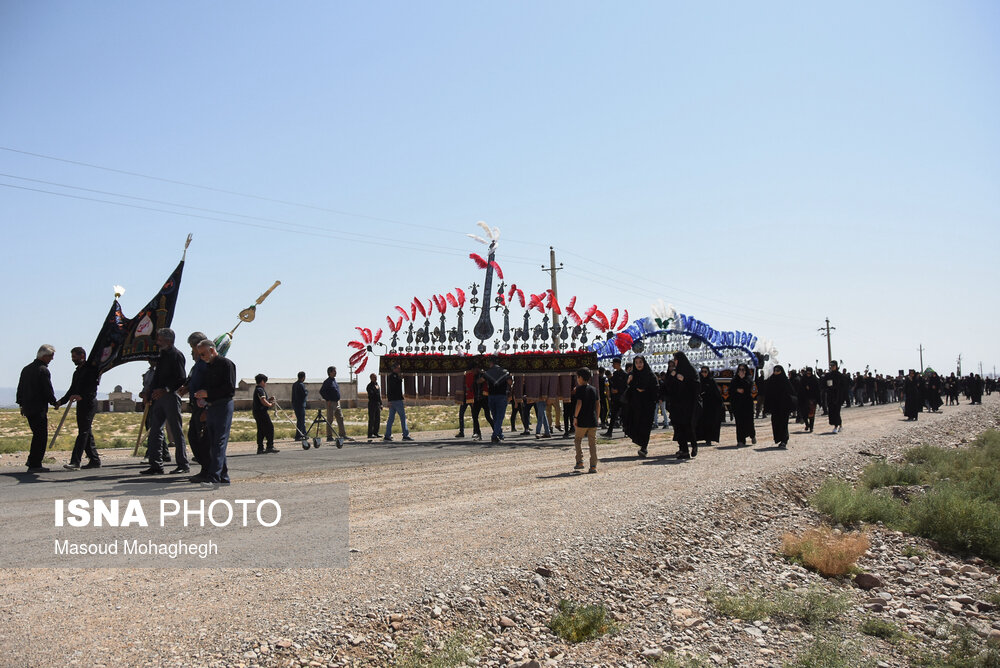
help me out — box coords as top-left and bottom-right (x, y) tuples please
(48, 401), (74, 451)
(132, 403), (150, 456)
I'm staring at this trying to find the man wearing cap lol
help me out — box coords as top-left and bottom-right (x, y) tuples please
(383, 362), (413, 442)
(192, 339), (236, 484)
(17, 344), (59, 472)
(320, 365), (348, 445)
(57, 346), (101, 470)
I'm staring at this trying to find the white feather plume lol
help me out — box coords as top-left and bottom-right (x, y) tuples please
(466, 233), (490, 245)
(113, 285), (125, 298)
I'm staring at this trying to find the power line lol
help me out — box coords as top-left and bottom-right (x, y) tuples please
(0, 145), (547, 251)
(0, 181), (539, 263)
(555, 245), (816, 326)
(0, 145), (839, 325)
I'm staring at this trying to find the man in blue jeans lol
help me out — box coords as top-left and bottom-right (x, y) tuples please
(484, 358), (510, 444)
(383, 362), (414, 442)
(191, 339), (236, 484)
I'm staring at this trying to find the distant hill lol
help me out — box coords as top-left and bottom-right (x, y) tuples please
(0, 387), (16, 408)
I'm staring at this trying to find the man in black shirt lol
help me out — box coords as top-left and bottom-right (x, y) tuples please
(483, 358), (510, 444)
(365, 373), (382, 440)
(251, 374), (278, 454)
(292, 372), (308, 441)
(383, 362), (413, 441)
(16, 344), (58, 472)
(824, 361), (844, 433)
(573, 367), (600, 473)
(141, 328), (189, 476)
(604, 358), (627, 437)
(57, 346), (101, 469)
(192, 339), (236, 484)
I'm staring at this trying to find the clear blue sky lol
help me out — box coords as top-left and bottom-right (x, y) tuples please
(2, 1), (998, 396)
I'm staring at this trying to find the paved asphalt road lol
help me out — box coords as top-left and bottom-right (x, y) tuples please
(0, 429), (612, 502)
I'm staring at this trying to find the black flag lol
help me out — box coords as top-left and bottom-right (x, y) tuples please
(88, 260), (185, 375)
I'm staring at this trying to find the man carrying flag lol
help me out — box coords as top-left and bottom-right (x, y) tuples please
(57, 347), (101, 470)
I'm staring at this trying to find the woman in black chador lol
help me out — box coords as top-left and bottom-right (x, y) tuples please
(903, 369), (923, 420)
(924, 372), (943, 413)
(628, 355), (659, 457)
(695, 366), (723, 452)
(798, 367), (820, 432)
(764, 365), (795, 448)
(667, 352), (701, 460)
(729, 363), (756, 446)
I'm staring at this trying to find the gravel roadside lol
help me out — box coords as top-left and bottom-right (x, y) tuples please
(1, 397), (997, 667)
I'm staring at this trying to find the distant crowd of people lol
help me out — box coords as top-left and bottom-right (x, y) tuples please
(15, 338), (993, 478)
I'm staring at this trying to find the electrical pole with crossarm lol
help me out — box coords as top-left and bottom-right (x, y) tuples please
(818, 318), (836, 367)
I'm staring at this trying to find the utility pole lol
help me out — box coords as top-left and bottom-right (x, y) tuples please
(918, 344), (924, 372)
(957, 353), (962, 376)
(817, 318), (836, 367)
(541, 247), (563, 350)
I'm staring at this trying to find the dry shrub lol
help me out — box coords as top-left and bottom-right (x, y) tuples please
(781, 526), (870, 576)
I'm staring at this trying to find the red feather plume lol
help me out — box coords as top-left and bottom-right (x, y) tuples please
(593, 309), (610, 332)
(582, 304), (598, 323)
(386, 316), (399, 333)
(425, 298), (434, 316)
(349, 349), (367, 365)
(373, 328), (383, 344)
(615, 332), (633, 353)
(489, 261), (503, 279)
(608, 309), (619, 330)
(567, 307), (583, 326)
(414, 297), (427, 318)
(410, 303), (417, 320)
(516, 288), (525, 307)
(348, 340), (365, 350)
(446, 292), (458, 308)
(455, 288), (466, 308)
(354, 357), (368, 375)
(437, 295), (448, 314)
(618, 309), (629, 330)
(395, 305), (409, 322)
(528, 293), (545, 313)
(545, 290), (562, 315)
(356, 327), (372, 344)
(469, 253), (488, 269)
(567, 296), (577, 310)
(507, 284), (517, 301)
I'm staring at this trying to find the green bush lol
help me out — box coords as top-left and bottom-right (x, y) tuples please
(652, 654), (708, 668)
(813, 430), (1000, 563)
(710, 586), (848, 627)
(911, 625), (1000, 667)
(786, 637), (858, 668)
(394, 630), (484, 668)
(907, 484), (1000, 563)
(812, 479), (905, 526)
(548, 600), (618, 643)
(859, 617), (905, 642)
(708, 588), (778, 621)
(861, 459), (922, 489)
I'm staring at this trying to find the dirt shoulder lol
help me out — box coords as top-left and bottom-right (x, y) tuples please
(1, 398), (997, 666)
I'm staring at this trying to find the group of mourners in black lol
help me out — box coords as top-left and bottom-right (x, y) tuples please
(493, 354), (992, 463)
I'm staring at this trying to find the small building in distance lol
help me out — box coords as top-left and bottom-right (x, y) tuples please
(107, 385), (137, 413)
(235, 378), (359, 411)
